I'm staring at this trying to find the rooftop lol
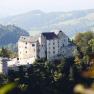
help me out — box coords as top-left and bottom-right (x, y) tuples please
(42, 32), (58, 40)
(19, 36), (38, 43)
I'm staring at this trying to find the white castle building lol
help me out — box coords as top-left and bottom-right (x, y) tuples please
(18, 31), (76, 64)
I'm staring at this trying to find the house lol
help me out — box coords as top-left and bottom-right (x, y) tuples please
(18, 30), (76, 64)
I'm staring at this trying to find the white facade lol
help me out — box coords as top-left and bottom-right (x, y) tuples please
(47, 39), (59, 60)
(18, 31), (76, 64)
(18, 36), (39, 64)
(58, 31), (69, 57)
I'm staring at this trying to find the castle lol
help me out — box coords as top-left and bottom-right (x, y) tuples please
(18, 30), (75, 64)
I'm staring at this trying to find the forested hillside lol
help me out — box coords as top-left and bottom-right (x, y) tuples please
(0, 24), (29, 50)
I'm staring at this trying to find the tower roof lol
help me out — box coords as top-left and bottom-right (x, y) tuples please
(42, 32), (58, 40)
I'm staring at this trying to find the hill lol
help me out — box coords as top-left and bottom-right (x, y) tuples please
(0, 25), (29, 50)
(0, 9), (94, 37)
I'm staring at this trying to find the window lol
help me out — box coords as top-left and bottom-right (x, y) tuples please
(26, 42), (27, 45)
(53, 47), (55, 49)
(58, 42), (59, 47)
(25, 46), (27, 49)
(53, 42), (55, 45)
(26, 51), (27, 53)
(53, 51), (55, 54)
(32, 44), (35, 47)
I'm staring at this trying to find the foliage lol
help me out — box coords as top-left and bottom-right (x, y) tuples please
(0, 48), (10, 58)
(73, 31), (94, 71)
(0, 47), (17, 58)
(88, 39), (94, 52)
(0, 83), (16, 94)
(4, 58), (76, 94)
(74, 31), (94, 55)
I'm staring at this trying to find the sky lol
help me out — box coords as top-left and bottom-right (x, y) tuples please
(0, 0), (94, 17)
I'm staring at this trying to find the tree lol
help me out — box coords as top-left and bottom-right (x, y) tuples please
(74, 31), (94, 55)
(88, 39), (94, 52)
(0, 48), (10, 58)
(0, 47), (17, 58)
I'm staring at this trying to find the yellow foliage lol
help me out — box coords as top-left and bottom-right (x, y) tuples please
(0, 83), (16, 94)
(74, 84), (85, 94)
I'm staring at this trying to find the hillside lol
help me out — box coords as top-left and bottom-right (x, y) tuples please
(0, 9), (94, 37)
(0, 25), (29, 47)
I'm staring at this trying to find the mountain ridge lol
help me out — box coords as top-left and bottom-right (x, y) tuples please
(0, 24), (29, 47)
(0, 9), (94, 37)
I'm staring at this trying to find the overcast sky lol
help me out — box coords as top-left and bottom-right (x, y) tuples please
(0, 0), (94, 17)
